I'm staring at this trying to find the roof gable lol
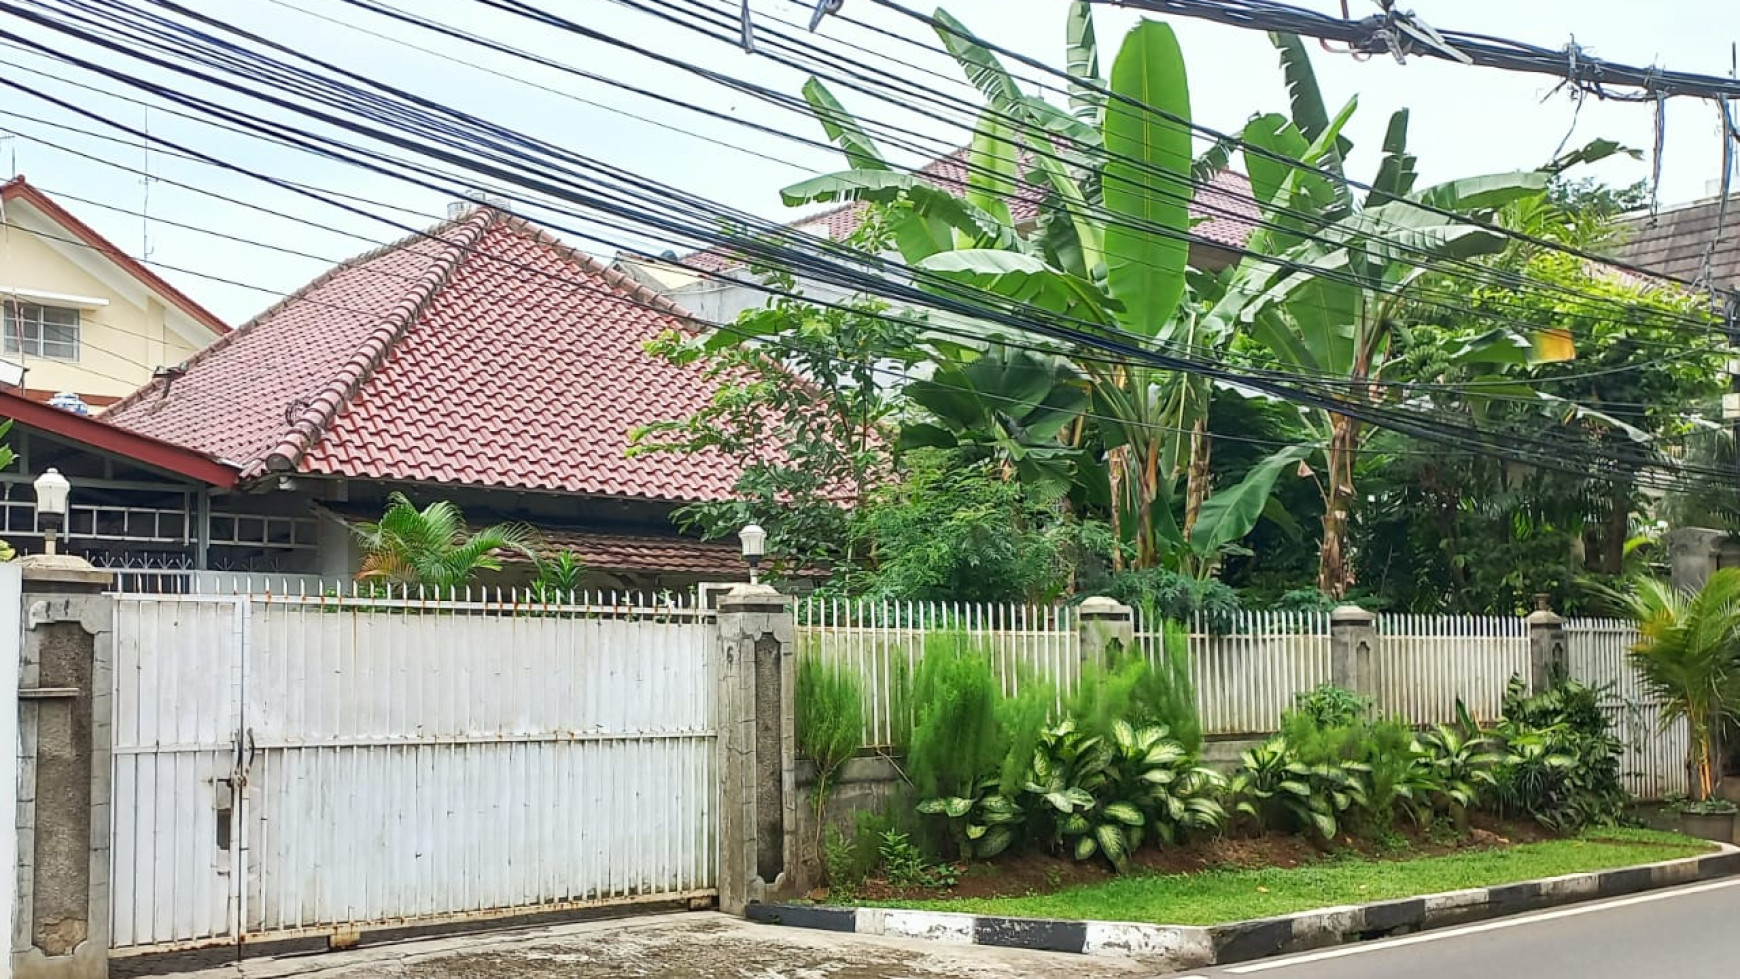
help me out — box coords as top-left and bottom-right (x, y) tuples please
(106, 207), (744, 502)
(0, 176), (230, 341)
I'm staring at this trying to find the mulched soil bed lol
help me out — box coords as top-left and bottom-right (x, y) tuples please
(847, 815), (1574, 903)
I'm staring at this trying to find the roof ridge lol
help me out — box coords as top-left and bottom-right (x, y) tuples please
(262, 207), (498, 473)
(103, 210), (476, 423)
(499, 215), (706, 326)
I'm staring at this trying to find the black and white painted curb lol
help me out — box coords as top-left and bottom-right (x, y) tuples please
(746, 843), (1740, 971)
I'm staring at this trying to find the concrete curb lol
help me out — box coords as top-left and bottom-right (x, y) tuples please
(745, 842), (1740, 972)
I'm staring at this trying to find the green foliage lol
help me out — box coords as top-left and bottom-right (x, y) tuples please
(1288, 684), (1372, 729)
(1070, 631), (1201, 755)
(529, 550), (586, 602)
(908, 633), (1004, 801)
(1415, 706), (1502, 826)
(847, 451), (1088, 603)
(631, 209), (920, 575)
(796, 655), (866, 884)
(909, 634), (1026, 858)
(1097, 569), (1241, 634)
(1024, 718), (1226, 871)
(1228, 736), (1367, 841)
(350, 492), (535, 591)
(823, 827), (859, 899)
(878, 830), (959, 890)
(1491, 676), (1628, 832)
(1606, 571), (1740, 801)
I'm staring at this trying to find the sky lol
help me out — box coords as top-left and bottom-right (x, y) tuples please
(1, 0), (1736, 335)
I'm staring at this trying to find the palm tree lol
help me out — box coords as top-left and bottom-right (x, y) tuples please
(351, 492), (535, 593)
(1612, 569), (1740, 801)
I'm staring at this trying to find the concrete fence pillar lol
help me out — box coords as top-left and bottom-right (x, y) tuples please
(715, 583), (798, 916)
(1527, 595), (1568, 694)
(1077, 596), (1135, 667)
(1329, 604), (1376, 697)
(13, 556), (114, 979)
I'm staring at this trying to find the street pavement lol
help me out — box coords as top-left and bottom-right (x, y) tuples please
(111, 878), (1740, 979)
(115, 911), (1152, 979)
(1184, 876), (1740, 979)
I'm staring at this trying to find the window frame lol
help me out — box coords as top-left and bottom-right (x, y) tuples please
(2, 301), (81, 361)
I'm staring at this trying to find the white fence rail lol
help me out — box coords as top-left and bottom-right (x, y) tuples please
(110, 588), (717, 953)
(1140, 612), (1331, 737)
(797, 599), (1077, 748)
(796, 601), (1690, 800)
(1566, 618), (1689, 801)
(1374, 615), (1530, 725)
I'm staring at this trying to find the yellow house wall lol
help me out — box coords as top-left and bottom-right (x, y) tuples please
(0, 217), (207, 401)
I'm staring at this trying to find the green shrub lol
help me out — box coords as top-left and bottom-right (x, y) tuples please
(908, 633), (1003, 801)
(1290, 684), (1374, 729)
(1024, 718), (1226, 871)
(1071, 621), (1201, 755)
(1229, 736), (1368, 841)
(1491, 676), (1628, 832)
(795, 654), (865, 882)
(1101, 569), (1242, 634)
(878, 830), (958, 889)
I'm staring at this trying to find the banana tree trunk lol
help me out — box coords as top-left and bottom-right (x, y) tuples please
(1182, 417), (1211, 541)
(1317, 412), (1361, 598)
(1138, 437), (1161, 568)
(1108, 445), (1128, 572)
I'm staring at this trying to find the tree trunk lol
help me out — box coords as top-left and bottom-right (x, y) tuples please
(1108, 445), (1127, 573)
(1600, 488), (1629, 576)
(1317, 413), (1361, 599)
(1138, 439), (1161, 568)
(1181, 418), (1212, 542)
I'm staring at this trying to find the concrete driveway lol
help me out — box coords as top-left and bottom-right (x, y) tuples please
(117, 912), (1154, 979)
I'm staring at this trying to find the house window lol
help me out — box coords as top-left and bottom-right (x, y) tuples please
(2, 302), (80, 360)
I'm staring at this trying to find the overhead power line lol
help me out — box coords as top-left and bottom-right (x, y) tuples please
(5, 0), (1730, 489)
(1094, 0), (1740, 102)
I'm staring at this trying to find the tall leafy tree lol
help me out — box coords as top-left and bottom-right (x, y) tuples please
(631, 211), (923, 574)
(786, 4), (1298, 573)
(1210, 34), (1615, 598)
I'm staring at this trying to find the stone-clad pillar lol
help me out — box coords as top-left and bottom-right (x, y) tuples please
(13, 555), (114, 979)
(715, 583), (797, 915)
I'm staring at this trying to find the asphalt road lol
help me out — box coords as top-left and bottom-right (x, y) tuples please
(1188, 877), (1740, 979)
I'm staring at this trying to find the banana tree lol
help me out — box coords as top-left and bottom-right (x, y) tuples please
(786, 5), (1295, 570)
(1212, 35), (1562, 597)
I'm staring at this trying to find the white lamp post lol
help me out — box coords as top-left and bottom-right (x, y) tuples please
(738, 523), (766, 586)
(33, 468), (70, 556)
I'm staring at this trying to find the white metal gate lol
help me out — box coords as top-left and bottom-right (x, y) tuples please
(110, 590), (718, 952)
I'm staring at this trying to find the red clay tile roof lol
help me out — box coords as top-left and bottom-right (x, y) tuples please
(1614, 198), (1740, 291)
(518, 528), (746, 575)
(104, 207), (743, 502)
(678, 150), (1259, 274)
(1, 176), (231, 338)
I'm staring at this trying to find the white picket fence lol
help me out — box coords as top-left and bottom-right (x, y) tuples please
(1566, 618), (1690, 801)
(797, 599), (1077, 748)
(1373, 615), (1530, 725)
(1138, 611), (1332, 736)
(794, 599), (1689, 799)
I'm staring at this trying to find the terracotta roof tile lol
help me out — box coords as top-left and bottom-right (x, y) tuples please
(1615, 198), (1740, 290)
(677, 149), (1259, 274)
(106, 208), (745, 502)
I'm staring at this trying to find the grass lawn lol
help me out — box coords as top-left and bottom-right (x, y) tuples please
(860, 828), (1714, 926)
